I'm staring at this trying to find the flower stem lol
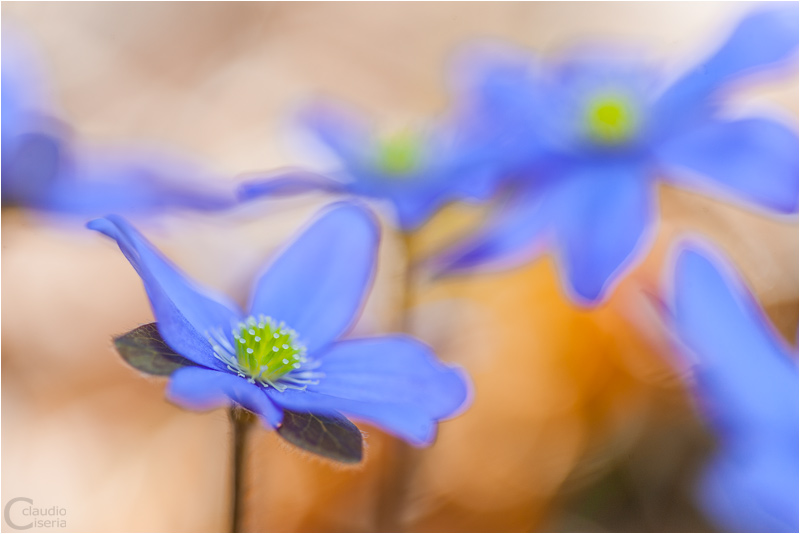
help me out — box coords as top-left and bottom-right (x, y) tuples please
(375, 230), (422, 532)
(230, 406), (253, 533)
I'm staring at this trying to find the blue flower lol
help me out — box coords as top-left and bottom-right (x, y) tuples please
(668, 242), (798, 532)
(87, 203), (470, 446)
(434, 4), (799, 305)
(238, 100), (499, 231)
(2, 27), (237, 216)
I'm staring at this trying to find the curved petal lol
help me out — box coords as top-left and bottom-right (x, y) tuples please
(237, 170), (348, 202)
(87, 216), (242, 369)
(249, 203), (379, 353)
(264, 336), (470, 446)
(551, 160), (656, 305)
(654, 4), (799, 133)
(167, 366), (283, 428)
(430, 184), (550, 275)
(670, 244), (798, 441)
(657, 118), (799, 214)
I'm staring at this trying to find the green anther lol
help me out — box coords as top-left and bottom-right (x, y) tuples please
(585, 94), (637, 145)
(234, 318), (305, 383)
(375, 130), (423, 175)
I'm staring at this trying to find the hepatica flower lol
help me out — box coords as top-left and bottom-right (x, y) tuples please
(2, 27), (236, 216)
(435, 4), (799, 305)
(90, 203), (469, 461)
(239, 101), (499, 231)
(667, 242), (798, 532)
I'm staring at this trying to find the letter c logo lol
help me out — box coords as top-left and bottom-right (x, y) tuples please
(4, 498), (33, 530)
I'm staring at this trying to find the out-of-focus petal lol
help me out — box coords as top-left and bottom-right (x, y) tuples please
(2, 129), (66, 205)
(551, 159), (655, 304)
(670, 243), (799, 532)
(61, 147), (239, 214)
(699, 443), (799, 533)
(654, 3), (799, 132)
(388, 181), (453, 231)
(249, 203), (379, 353)
(657, 118), (799, 214)
(671, 244), (798, 440)
(1, 24), (52, 136)
(237, 170), (348, 201)
(298, 100), (373, 166)
(87, 216), (242, 369)
(264, 336), (469, 446)
(430, 185), (550, 275)
(452, 43), (549, 169)
(167, 367), (283, 428)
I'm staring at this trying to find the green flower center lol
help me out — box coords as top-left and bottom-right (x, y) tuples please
(374, 131), (423, 175)
(585, 94), (636, 145)
(208, 315), (317, 392)
(234, 317), (304, 382)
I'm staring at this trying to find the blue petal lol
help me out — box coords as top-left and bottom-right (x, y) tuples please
(671, 244), (798, 441)
(551, 160), (655, 304)
(167, 367), (283, 428)
(430, 184), (550, 275)
(653, 4), (799, 133)
(311, 336), (469, 419)
(387, 179), (454, 231)
(265, 336), (469, 446)
(249, 203), (379, 353)
(45, 148), (238, 215)
(298, 100), (372, 167)
(3, 129), (65, 205)
(671, 244), (798, 532)
(699, 442), (799, 533)
(87, 216), (242, 369)
(657, 118), (799, 214)
(453, 44), (549, 169)
(237, 170), (348, 201)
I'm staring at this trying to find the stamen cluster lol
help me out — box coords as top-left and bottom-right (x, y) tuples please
(375, 131), (423, 175)
(208, 315), (321, 392)
(585, 94), (637, 145)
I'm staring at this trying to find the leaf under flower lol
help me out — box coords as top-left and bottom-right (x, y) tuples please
(277, 409), (364, 463)
(114, 323), (196, 376)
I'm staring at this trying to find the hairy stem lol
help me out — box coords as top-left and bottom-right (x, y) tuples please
(230, 406), (253, 533)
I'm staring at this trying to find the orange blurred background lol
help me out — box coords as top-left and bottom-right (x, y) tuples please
(2, 3), (797, 532)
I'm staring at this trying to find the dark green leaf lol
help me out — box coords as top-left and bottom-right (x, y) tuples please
(114, 322), (195, 376)
(277, 409), (363, 463)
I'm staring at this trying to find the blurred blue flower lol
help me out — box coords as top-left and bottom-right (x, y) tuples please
(668, 242), (798, 532)
(238, 100), (499, 231)
(88, 203), (470, 445)
(434, 4), (799, 305)
(2, 27), (237, 217)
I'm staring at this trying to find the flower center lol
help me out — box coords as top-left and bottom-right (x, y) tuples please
(374, 130), (423, 175)
(207, 315), (321, 392)
(584, 94), (636, 145)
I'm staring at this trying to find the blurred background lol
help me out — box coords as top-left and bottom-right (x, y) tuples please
(2, 2), (797, 532)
